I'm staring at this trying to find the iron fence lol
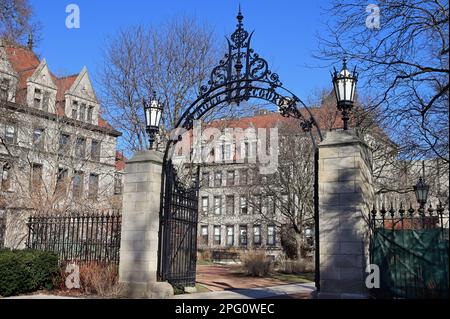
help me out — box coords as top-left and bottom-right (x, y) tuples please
(369, 202), (449, 299)
(26, 211), (121, 264)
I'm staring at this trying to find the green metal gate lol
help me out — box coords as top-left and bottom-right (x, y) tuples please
(369, 204), (449, 299)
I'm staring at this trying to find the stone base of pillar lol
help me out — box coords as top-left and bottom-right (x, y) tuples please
(314, 291), (369, 299)
(119, 281), (174, 299)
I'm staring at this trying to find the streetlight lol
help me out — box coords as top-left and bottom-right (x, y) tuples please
(143, 91), (163, 150)
(413, 176), (429, 209)
(332, 58), (358, 130)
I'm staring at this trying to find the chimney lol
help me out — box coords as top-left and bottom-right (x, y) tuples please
(27, 33), (33, 50)
(254, 109), (270, 116)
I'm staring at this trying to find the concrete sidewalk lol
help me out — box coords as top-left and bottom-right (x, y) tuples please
(173, 283), (315, 299)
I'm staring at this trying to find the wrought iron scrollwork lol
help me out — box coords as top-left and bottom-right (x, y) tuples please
(278, 97), (315, 133)
(201, 8), (282, 97)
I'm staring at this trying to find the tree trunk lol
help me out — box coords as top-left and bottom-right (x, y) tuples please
(295, 232), (303, 260)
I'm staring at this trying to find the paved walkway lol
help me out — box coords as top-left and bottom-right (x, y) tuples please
(196, 264), (305, 291)
(174, 283), (315, 299)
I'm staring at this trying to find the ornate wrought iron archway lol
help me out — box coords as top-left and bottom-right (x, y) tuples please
(157, 8), (323, 289)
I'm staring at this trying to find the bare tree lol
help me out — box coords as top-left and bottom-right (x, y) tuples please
(99, 16), (220, 153)
(0, 0), (40, 45)
(317, 0), (449, 164)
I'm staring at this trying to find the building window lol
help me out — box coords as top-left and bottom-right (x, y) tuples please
(30, 163), (43, 193)
(79, 103), (86, 121)
(268, 196), (276, 215)
(1, 78), (10, 100)
(226, 170), (235, 186)
(225, 144), (232, 161)
(239, 225), (248, 246)
(33, 88), (41, 108)
(91, 140), (101, 161)
(32, 128), (45, 150)
(56, 168), (68, 195)
(202, 172), (209, 188)
(267, 225), (276, 246)
(214, 196), (222, 215)
(201, 226), (208, 245)
(42, 92), (50, 112)
(87, 106), (94, 123)
(240, 169), (247, 185)
(214, 171), (222, 187)
(114, 173), (122, 194)
(75, 137), (86, 158)
(59, 133), (70, 154)
(201, 196), (209, 215)
(213, 226), (221, 245)
(0, 163), (12, 191)
(4, 124), (16, 144)
(71, 101), (78, 119)
(73, 171), (84, 199)
(226, 225), (234, 247)
(240, 196), (248, 215)
(226, 195), (234, 215)
(253, 225), (261, 246)
(254, 194), (262, 214)
(88, 174), (99, 199)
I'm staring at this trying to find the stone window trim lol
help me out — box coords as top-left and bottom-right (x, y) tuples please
(214, 195), (222, 215)
(32, 127), (45, 150)
(201, 196), (209, 215)
(226, 225), (234, 247)
(75, 136), (86, 159)
(213, 225), (221, 246)
(239, 225), (248, 246)
(88, 173), (99, 200)
(200, 225), (208, 246)
(72, 170), (84, 199)
(3, 122), (17, 144)
(59, 132), (71, 155)
(30, 163), (43, 193)
(253, 225), (262, 246)
(0, 162), (12, 192)
(90, 139), (101, 161)
(226, 170), (235, 186)
(214, 171), (222, 187)
(267, 225), (276, 246)
(226, 195), (234, 215)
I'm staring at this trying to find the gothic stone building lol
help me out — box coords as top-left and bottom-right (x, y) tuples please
(0, 41), (122, 248)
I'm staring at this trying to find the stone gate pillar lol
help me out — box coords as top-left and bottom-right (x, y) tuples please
(317, 129), (374, 299)
(118, 150), (174, 298)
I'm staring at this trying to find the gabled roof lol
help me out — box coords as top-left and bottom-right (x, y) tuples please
(2, 44), (116, 131)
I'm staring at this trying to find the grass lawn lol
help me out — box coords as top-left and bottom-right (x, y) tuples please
(270, 272), (315, 284)
(195, 283), (211, 293)
(196, 260), (215, 266)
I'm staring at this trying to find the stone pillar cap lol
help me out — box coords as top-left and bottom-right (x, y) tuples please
(126, 150), (164, 164)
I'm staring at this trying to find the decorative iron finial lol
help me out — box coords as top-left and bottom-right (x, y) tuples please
(237, 4), (244, 28)
(342, 57), (347, 69)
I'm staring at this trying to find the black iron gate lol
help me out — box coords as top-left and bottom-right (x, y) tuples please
(157, 160), (200, 288)
(157, 9), (323, 290)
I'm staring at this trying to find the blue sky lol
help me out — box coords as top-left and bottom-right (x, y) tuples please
(29, 0), (335, 103)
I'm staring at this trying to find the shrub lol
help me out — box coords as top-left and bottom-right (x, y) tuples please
(77, 263), (121, 296)
(241, 250), (273, 277)
(279, 258), (314, 274)
(0, 249), (59, 297)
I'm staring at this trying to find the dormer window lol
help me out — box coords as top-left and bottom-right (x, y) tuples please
(87, 106), (94, 123)
(72, 101), (78, 119)
(1, 79), (10, 101)
(33, 88), (42, 108)
(79, 103), (86, 121)
(42, 92), (50, 112)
